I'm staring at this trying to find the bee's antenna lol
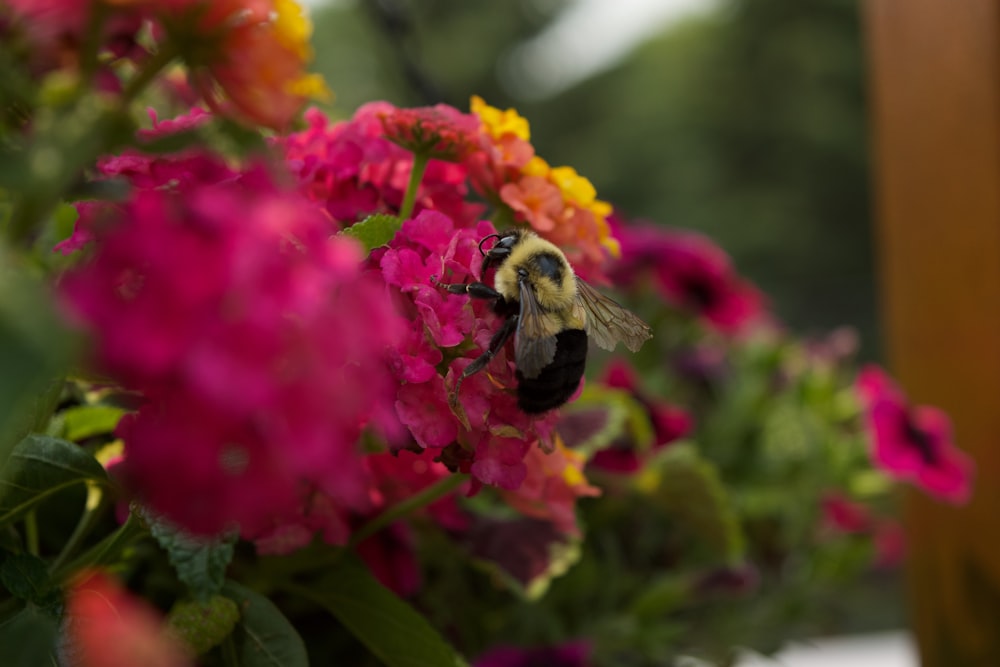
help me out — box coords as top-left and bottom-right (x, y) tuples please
(478, 234), (500, 256)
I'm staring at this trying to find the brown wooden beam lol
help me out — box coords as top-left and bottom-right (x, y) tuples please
(864, 0), (1000, 664)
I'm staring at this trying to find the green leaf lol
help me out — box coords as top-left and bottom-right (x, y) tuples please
(465, 517), (581, 600)
(0, 251), (73, 463)
(0, 605), (58, 666)
(635, 443), (745, 564)
(340, 213), (403, 252)
(222, 580), (308, 667)
(0, 553), (57, 608)
(58, 405), (126, 442)
(168, 595), (241, 656)
(143, 509), (236, 602)
(0, 434), (108, 526)
(295, 554), (468, 667)
(557, 384), (654, 458)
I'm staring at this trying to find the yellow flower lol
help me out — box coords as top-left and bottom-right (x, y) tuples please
(471, 95), (531, 141)
(549, 165), (597, 207)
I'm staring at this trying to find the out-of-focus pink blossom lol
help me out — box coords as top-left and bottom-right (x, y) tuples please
(820, 491), (872, 534)
(474, 640), (592, 667)
(588, 358), (692, 474)
(5, 0), (146, 81)
(62, 570), (192, 667)
(856, 365), (974, 505)
(611, 218), (766, 335)
(60, 170), (404, 535)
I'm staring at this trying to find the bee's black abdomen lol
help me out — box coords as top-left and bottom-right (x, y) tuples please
(516, 329), (588, 414)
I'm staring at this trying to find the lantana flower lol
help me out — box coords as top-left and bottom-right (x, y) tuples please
(376, 210), (564, 493)
(153, 0), (328, 130)
(282, 105), (482, 226)
(59, 165), (404, 535)
(855, 365), (974, 504)
(61, 570), (191, 667)
(469, 96), (619, 278)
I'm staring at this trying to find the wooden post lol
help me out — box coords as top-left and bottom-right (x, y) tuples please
(864, 1), (1000, 664)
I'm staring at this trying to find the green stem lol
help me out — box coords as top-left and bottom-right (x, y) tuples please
(221, 634), (240, 667)
(78, 2), (109, 89)
(349, 473), (468, 548)
(398, 152), (430, 220)
(53, 512), (144, 582)
(48, 494), (106, 575)
(120, 45), (179, 106)
(24, 512), (39, 556)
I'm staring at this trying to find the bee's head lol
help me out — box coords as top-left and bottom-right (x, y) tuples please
(478, 229), (522, 276)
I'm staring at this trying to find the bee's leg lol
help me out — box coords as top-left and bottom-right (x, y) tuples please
(459, 315), (517, 382)
(448, 316), (516, 427)
(433, 278), (501, 301)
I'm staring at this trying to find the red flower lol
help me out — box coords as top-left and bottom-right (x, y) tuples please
(856, 365), (974, 504)
(62, 570), (191, 667)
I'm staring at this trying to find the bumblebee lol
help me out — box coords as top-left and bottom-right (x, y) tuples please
(436, 229), (652, 414)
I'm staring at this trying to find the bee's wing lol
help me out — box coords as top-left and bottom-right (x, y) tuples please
(515, 279), (561, 379)
(573, 278), (652, 352)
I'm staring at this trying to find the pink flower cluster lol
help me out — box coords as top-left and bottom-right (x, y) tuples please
(376, 210), (562, 491)
(60, 161), (404, 536)
(282, 104), (483, 226)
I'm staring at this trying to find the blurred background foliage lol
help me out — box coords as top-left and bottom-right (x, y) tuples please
(309, 0), (877, 360)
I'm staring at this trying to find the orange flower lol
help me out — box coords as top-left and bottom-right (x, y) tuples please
(469, 96), (620, 275)
(499, 436), (601, 537)
(62, 570), (192, 667)
(499, 176), (564, 232)
(160, 0), (329, 130)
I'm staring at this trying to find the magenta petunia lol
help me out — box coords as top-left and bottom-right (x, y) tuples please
(475, 640), (592, 667)
(856, 365), (974, 504)
(60, 169), (404, 535)
(611, 218), (766, 335)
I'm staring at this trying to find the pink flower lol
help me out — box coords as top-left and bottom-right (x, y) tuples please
(281, 105), (483, 227)
(856, 365), (974, 504)
(475, 640), (592, 667)
(820, 491), (872, 534)
(588, 359), (692, 474)
(378, 104), (481, 160)
(60, 169), (404, 535)
(376, 210), (570, 499)
(611, 218), (766, 335)
(4, 0), (146, 81)
(499, 439), (601, 537)
(62, 570), (191, 667)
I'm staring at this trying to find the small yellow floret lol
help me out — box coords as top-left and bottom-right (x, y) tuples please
(286, 72), (332, 101)
(523, 156), (550, 178)
(549, 166), (596, 207)
(470, 95), (531, 141)
(273, 0), (314, 61)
